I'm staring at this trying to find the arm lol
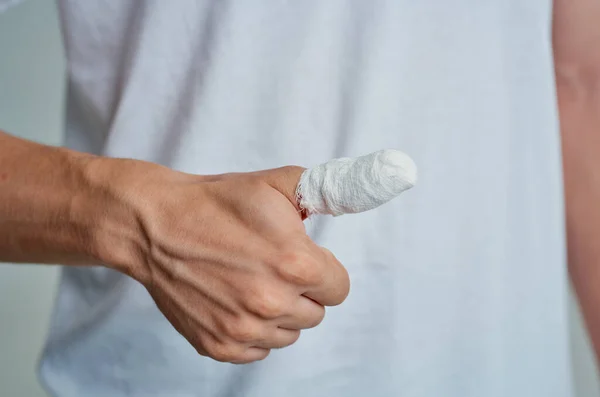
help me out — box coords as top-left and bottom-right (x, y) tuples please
(0, 131), (132, 268)
(0, 130), (348, 363)
(553, 0), (600, 361)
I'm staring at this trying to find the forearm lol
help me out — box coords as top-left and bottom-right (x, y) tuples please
(559, 76), (600, 360)
(553, 0), (600, 362)
(0, 131), (142, 275)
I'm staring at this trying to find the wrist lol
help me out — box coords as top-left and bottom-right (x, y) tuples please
(77, 155), (155, 284)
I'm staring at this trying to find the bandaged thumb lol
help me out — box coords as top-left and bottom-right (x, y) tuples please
(295, 149), (417, 217)
(258, 149), (416, 218)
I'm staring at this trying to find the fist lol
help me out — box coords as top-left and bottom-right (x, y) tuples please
(96, 149), (415, 363)
(108, 163), (348, 363)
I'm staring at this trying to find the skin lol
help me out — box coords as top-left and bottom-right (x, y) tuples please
(0, 132), (350, 364)
(554, 0), (600, 362)
(0, 0), (598, 367)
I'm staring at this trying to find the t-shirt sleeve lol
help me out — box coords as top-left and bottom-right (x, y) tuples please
(0, 0), (27, 14)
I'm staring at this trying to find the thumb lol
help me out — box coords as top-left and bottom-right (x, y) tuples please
(252, 165), (307, 215)
(304, 149), (417, 216)
(256, 149), (418, 218)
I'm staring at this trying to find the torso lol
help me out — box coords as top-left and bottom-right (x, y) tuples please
(40, 2), (572, 396)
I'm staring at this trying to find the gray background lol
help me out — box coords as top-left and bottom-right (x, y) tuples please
(0, 1), (598, 396)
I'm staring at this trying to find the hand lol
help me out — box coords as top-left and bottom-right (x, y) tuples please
(91, 159), (350, 364)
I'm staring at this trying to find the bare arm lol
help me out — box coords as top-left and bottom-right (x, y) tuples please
(0, 129), (348, 363)
(553, 0), (600, 361)
(0, 131), (131, 268)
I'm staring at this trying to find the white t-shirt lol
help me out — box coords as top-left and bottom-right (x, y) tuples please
(7, 1), (574, 396)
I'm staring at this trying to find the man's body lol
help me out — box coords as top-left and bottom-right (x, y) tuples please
(0, 0), (598, 396)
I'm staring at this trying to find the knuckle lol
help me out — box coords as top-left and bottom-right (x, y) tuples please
(276, 250), (323, 286)
(280, 165), (305, 181)
(205, 342), (243, 363)
(234, 349), (271, 365)
(224, 316), (260, 343)
(247, 287), (287, 319)
(270, 249), (300, 269)
(190, 336), (209, 357)
(281, 165), (304, 173)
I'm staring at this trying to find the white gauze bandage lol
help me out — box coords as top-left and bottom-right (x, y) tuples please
(295, 149), (417, 217)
